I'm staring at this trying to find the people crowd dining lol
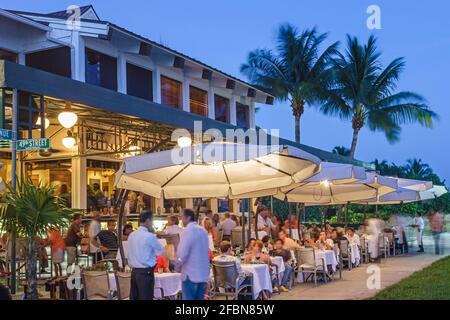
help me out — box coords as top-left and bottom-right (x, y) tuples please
(2, 199), (434, 301)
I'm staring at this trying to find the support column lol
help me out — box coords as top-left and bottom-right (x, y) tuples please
(184, 198), (193, 209)
(71, 31), (85, 82)
(117, 52), (127, 94)
(152, 66), (161, 103)
(208, 198), (218, 213)
(229, 95), (237, 126)
(71, 156), (87, 210)
(207, 85), (215, 120)
(249, 102), (256, 129)
(182, 76), (190, 112)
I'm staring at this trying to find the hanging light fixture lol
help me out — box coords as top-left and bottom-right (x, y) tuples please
(177, 136), (192, 148)
(36, 116), (50, 130)
(58, 101), (78, 129)
(127, 145), (141, 156)
(62, 130), (76, 149)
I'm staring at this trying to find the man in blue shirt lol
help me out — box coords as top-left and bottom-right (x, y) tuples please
(127, 210), (164, 300)
(177, 208), (210, 300)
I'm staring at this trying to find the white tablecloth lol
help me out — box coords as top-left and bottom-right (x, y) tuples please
(315, 250), (337, 272)
(289, 229), (300, 241)
(297, 249), (336, 283)
(241, 263), (272, 299)
(350, 243), (361, 265)
(269, 256), (285, 284)
(108, 272), (181, 298)
(116, 239), (167, 266)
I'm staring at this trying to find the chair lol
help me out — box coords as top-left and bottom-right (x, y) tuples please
(333, 245), (342, 279)
(378, 235), (388, 259)
(359, 238), (370, 264)
(159, 233), (180, 253)
(295, 248), (327, 286)
(210, 260), (254, 300)
(215, 230), (224, 247)
(81, 270), (114, 300)
(385, 232), (396, 256)
(231, 229), (243, 248)
(338, 239), (352, 270)
(113, 271), (131, 300)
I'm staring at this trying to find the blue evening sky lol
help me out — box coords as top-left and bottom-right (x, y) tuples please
(2, 0), (449, 183)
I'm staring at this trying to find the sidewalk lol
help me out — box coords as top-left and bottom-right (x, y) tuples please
(273, 233), (449, 300)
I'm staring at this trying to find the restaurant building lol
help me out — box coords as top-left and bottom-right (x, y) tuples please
(0, 5), (372, 217)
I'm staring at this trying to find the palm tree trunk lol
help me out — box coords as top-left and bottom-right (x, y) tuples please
(349, 127), (359, 158)
(292, 101), (304, 144)
(26, 238), (38, 300)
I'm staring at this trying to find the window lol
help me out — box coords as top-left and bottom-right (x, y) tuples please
(236, 102), (250, 128)
(189, 86), (208, 116)
(161, 76), (182, 108)
(214, 95), (229, 123)
(26, 47), (71, 78)
(85, 48), (117, 91)
(0, 48), (18, 63)
(126, 63), (153, 101)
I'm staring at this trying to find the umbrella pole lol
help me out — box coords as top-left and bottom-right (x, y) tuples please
(116, 189), (130, 269)
(345, 202), (349, 227)
(241, 200), (246, 252)
(270, 196), (274, 213)
(297, 203), (303, 241)
(288, 200), (292, 238)
(247, 199), (252, 243)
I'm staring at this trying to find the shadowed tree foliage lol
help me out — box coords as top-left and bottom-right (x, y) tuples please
(241, 23), (339, 143)
(332, 145), (351, 156)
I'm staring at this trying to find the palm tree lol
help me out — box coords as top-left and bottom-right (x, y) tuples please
(332, 145), (350, 156)
(241, 24), (339, 143)
(404, 158), (433, 178)
(0, 180), (73, 299)
(321, 35), (437, 157)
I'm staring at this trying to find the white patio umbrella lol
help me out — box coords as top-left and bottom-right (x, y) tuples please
(396, 178), (433, 191)
(114, 142), (321, 199)
(273, 163), (370, 204)
(301, 172), (398, 206)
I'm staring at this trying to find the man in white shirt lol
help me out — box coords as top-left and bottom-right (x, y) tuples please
(88, 212), (106, 260)
(256, 206), (273, 234)
(177, 208), (210, 300)
(127, 211), (164, 300)
(345, 228), (361, 246)
(413, 212), (425, 252)
(213, 240), (244, 276)
(278, 230), (300, 251)
(163, 215), (183, 236)
(220, 212), (237, 241)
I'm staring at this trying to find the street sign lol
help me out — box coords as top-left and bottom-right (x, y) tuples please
(0, 140), (12, 149)
(16, 138), (50, 151)
(0, 129), (14, 140)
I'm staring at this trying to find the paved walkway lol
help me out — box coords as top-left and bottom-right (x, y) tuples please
(273, 233), (450, 300)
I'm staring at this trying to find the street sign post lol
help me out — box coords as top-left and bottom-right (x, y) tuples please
(16, 138), (50, 151)
(0, 128), (14, 140)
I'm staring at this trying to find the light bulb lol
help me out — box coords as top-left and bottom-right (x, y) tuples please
(128, 145), (140, 156)
(62, 131), (76, 149)
(36, 116), (50, 129)
(320, 180), (330, 188)
(177, 136), (192, 148)
(58, 111), (78, 129)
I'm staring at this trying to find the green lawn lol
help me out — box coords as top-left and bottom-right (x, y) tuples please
(372, 256), (450, 300)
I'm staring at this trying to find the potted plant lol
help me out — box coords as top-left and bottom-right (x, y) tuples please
(0, 179), (74, 300)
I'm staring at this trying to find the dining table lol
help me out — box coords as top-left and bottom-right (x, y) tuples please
(269, 256), (285, 284)
(241, 263), (272, 299)
(108, 271), (181, 299)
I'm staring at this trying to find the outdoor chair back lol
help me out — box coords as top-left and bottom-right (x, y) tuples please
(114, 271), (131, 300)
(295, 247), (317, 267)
(339, 239), (350, 257)
(81, 270), (111, 300)
(212, 260), (239, 290)
(231, 229), (243, 248)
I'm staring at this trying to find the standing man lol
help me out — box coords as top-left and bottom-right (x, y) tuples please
(256, 206), (273, 236)
(177, 208), (210, 300)
(64, 214), (83, 267)
(412, 212), (425, 253)
(428, 209), (444, 255)
(127, 210), (164, 300)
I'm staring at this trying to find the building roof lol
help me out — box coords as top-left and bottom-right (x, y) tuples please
(5, 5), (274, 100)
